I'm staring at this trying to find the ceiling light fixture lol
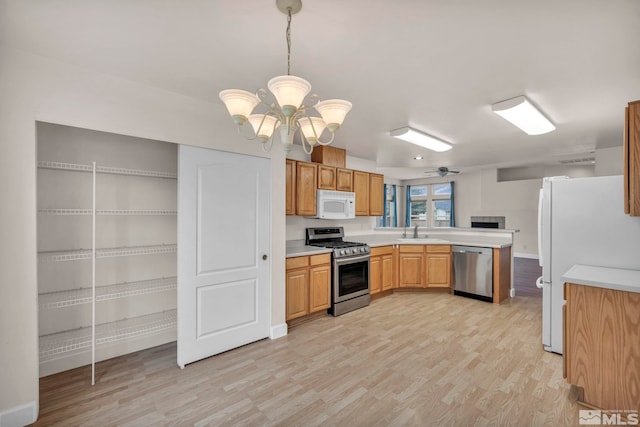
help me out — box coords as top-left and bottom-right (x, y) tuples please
(219, 0), (352, 154)
(491, 95), (555, 135)
(390, 127), (452, 152)
(414, 155), (423, 160)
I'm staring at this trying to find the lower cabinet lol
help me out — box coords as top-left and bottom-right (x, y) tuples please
(564, 282), (640, 412)
(286, 253), (331, 321)
(398, 244), (451, 289)
(426, 245), (451, 288)
(398, 245), (425, 288)
(370, 246), (394, 295)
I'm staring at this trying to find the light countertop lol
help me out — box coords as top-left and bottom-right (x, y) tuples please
(562, 264), (640, 294)
(286, 232), (512, 258)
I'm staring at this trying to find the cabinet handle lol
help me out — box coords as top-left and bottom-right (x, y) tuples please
(262, 254), (268, 260)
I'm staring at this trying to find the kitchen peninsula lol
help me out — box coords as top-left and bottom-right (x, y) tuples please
(286, 227), (514, 322)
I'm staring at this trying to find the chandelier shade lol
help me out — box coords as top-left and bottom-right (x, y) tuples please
(219, 89), (260, 125)
(248, 114), (280, 141)
(298, 117), (328, 144)
(267, 75), (312, 116)
(218, 0), (351, 154)
(314, 99), (353, 131)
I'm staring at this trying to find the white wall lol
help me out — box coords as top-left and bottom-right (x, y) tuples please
(405, 170), (540, 256)
(0, 46), (286, 424)
(404, 146), (625, 258)
(595, 146), (624, 176)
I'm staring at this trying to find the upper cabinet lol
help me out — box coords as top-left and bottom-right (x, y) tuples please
(353, 170), (370, 216)
(310, 146), (346, 168)
(625, 100), (640, 216)
(285, 150), (384, 217)
(369, 173), (384, 216)
(286, 159), (296, 215)
(317, 165), (337, 190)
(336, 168), (353, 192)
(296, 161), (317, 216)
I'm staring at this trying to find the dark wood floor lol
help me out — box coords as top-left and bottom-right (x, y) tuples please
(513, 257), (542, 298)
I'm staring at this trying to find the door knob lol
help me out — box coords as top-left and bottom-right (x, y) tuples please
(262, 254), (268, 260)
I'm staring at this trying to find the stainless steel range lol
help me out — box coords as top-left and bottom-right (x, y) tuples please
(306, 227), (370, 316)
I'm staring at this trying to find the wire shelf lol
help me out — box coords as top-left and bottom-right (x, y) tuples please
(38, 244), (177, 262)
(39, 310), (176, 361)
(39, 277), (177, 309)
(38, 209), (177, 216)
(37, 160), (177, 179)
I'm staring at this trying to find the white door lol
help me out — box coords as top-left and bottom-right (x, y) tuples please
(177, 145), (270, 368)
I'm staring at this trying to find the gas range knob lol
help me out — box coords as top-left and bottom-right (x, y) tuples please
(360, 247), (365, 253)
(339, 250), (345, 255)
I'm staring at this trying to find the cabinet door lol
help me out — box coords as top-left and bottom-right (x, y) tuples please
(369, 173), (384, 216)
(317, 165), (337, 190)
(381, 254), (394, 291)
(398, 253), (424, 288)
(286, 268), (309, 321)
(426, 253), (451, 288)
(309, 264), (331, 313)
(353, 170), (370, 216)
(625, 101), (640, 216)
(286, 159), (296, 215)
(336, 168), (353, 192)
(369, 256), (382, 295)
(296, 161), (317, 216)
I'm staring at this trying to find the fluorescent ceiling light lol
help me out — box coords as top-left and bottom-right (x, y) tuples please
(390, 127), (452, 152)
(491, 96), (555, 135)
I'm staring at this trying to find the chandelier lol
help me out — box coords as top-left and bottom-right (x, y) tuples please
(219, 0), (352, 154)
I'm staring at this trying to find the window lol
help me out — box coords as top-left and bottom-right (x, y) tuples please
(376, 184), (396, 227)
(409, 183), (452, 227)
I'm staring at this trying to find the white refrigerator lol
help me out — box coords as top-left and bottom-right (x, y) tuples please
(536, 175), (640, 354)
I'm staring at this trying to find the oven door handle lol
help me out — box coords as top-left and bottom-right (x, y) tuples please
(335, 254), (370, 265)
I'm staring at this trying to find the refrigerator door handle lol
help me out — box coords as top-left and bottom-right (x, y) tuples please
(537, 188), (544, 267)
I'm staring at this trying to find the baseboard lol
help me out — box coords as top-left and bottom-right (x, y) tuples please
(514, 252), (539, 260)
(0, 401), (38, 427)
(270, 323), (288, 340)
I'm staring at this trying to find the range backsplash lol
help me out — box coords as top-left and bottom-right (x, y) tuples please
(286, 216), (376, 241)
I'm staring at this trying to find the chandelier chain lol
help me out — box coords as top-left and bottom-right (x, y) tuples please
(286, 8), (292, 75)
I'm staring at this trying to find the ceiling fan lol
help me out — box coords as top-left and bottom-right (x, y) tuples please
(424, 166), (461, 177)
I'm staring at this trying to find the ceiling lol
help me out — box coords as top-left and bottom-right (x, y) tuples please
(2, 0), (639, 179)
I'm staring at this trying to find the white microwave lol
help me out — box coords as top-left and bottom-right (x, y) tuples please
(314, 190), (356, 219)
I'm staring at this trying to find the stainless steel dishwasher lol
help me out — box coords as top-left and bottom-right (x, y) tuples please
(452, 245), (493, 302)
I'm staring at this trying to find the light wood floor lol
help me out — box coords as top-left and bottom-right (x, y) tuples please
(35, 293), (578, 426)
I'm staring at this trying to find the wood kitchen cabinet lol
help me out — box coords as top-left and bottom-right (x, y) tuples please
(397, 244), (452, 289)
(564, 282), (640, 412)
(286, 253), (331, 321)
(285, 159), (383, 216)
(296, 161), (317, 216)
(425, 245), (451, 288)
(285, 159), (296, 215)
(624, 100), (640, 216)
(398, 245), (424, 288)
(370, 246), (394, 295)
(309, 260), (331, 312)
(336, 168), (353, 192)
(369, 173), (384, 216)
(369, 255), (382, 295)
(317, 165), (337, 190)
(353, 170), (370, 216)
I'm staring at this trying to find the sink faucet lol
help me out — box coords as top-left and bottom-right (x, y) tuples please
(413, 224), (419, 239)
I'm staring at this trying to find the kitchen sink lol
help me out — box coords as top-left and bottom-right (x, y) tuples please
(396, 238), (449, 244)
